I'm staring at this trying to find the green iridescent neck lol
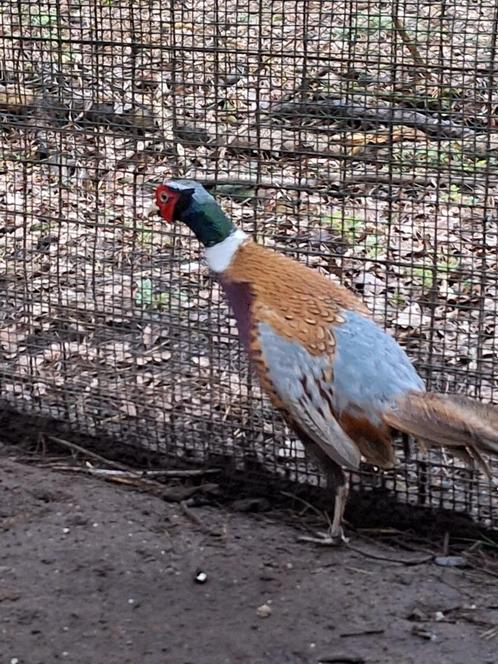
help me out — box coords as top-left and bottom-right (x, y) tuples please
(181, 196), (235, 248)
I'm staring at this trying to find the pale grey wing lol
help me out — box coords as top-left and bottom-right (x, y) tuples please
(257, 321), (361, 470)
(330, 309), (425, 416)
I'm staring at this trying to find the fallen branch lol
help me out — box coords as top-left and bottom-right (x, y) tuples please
(47, 462), (219, 502)
(47, 436), (220, 480)
(50, 465), (221, 479)
(271, 97), (473, 140)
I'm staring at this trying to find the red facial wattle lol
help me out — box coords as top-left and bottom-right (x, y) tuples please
(155, 185), (180, 222)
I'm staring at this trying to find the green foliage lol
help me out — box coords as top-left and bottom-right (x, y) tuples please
(135, 278), (154, 308)
(440, 183), (460, 203)
(364, 233), (384, 259)
(390, 142), (497, 207)
(137, 228), (153, 246)
(389, 289), (406, 307)
(324, 211), (384, 257)
(154, 292), (170, 310)
(440, 183), (477, 205)
(135, 279), (185, 311)
(32, 9), (57, 27)
(30, 221), (51, 234)
(355, 12), (394, 34)
(412, 257), (459, 287)
(27, 5), (61, 43)
(325, 210), (364, 242)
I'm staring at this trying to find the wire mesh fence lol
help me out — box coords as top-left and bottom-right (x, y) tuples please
(1, 1), (497, 528)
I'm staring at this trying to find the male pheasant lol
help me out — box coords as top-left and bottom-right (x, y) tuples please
(155, 179), (498, 544)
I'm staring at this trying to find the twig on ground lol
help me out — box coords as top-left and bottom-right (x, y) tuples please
(46, 436), (220, 480)
(47, 435), (130, 471)
(180, 500), (221, 536)
(346, 543), (433, 566)
(481, 625), (498, 640)
(42, 446), (220, 502)
(318, 655), (365, 664)
(48, 465), (221, 479)
(280, 490), (327, 519)
(340, 628), (385, 638)
(355, 531), (435, 557)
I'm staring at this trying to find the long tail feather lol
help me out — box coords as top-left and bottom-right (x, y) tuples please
(383, 392), (498, 475)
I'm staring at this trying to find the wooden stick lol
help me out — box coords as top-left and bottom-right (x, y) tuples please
(392, 15), (430, 75)
(47, 435), (130, 471)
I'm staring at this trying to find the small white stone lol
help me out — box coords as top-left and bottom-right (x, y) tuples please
(195, 571), (208, 584)
(62, 528), (70, 534)
(256, 603), (272, 618)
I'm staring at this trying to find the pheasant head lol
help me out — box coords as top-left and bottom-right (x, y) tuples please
(155, 180), (248, 272)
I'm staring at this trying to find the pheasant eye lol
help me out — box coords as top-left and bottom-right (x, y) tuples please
(159, 191), (169, 203)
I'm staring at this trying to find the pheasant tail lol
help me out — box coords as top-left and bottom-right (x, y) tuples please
(383, 391), (498, 476)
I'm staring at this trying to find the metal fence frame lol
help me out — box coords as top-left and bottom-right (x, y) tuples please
(1, 0), (497, 528)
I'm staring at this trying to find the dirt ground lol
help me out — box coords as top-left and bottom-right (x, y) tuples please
(2, 438), (498, 664)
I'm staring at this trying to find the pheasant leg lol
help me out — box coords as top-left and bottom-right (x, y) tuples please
(299, 462), (350, 546)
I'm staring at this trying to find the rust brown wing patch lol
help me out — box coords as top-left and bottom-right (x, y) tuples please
(339, 411), (395, 469)
(223, 240), (368, 358)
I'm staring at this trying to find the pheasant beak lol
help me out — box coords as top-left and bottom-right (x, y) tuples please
(147, 200), (160, 217)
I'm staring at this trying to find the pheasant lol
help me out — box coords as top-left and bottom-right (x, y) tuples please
(154, 179), (498, 544)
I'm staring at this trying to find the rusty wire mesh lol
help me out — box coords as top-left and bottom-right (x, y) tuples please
(1, 0), (497, 528)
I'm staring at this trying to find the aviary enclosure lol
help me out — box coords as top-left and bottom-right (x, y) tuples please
(1, 0), (497, 529)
